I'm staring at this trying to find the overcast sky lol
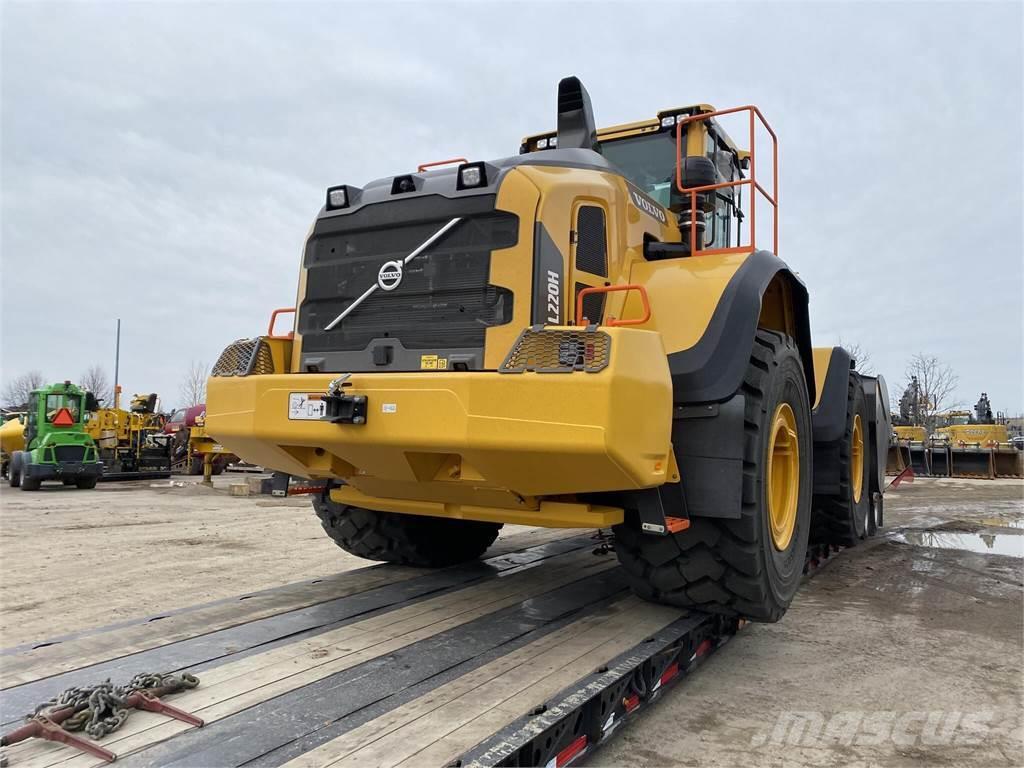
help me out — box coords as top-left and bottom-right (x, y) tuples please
(2, 1), (1022, 413)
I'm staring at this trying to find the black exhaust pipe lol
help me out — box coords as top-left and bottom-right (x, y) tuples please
(556, 76), (599, 152)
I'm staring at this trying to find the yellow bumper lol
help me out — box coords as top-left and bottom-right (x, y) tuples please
(206, 327), (673, 516)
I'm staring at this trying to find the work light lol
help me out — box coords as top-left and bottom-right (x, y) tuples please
(456, 162), (487, 190)
(326, 185), (349, 210)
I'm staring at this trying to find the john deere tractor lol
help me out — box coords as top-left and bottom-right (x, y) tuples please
(7, 381), (104, 490)
(206, 77), (889, 622)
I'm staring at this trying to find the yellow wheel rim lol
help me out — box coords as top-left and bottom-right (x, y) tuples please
(767, 402), (800, 552)
(851, 414), (864, 504)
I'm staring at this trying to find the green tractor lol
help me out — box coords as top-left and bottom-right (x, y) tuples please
(6, 381), (104, 490)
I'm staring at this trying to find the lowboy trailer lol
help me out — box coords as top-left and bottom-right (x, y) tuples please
(0, 527), (857, 768)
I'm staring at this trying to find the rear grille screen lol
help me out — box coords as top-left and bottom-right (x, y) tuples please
(300, 210), (518, 353)
(54, 445), (86, 463)
(574, 205), (607, 277)
(575, 282), (606, 325)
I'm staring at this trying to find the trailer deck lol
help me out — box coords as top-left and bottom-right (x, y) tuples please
(0, 529), (750, 768)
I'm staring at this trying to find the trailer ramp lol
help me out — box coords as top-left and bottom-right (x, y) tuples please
(0, 530), (736, 768)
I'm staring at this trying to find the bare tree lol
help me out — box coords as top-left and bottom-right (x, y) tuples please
(179, 360), (209, 407)
(1, 371), (46, 410)
(837, 338), (874, 375)
(900, 354), (959, 433)
(80, 365), (113, 406)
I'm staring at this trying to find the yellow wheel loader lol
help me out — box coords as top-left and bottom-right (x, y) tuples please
(206, 77), (888, 622)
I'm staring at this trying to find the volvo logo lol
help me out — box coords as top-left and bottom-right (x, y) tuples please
(377, 260), (403, 291)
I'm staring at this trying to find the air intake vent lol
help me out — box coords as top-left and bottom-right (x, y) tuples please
(212, 338), (275, 377)
(575, 206), (607, 277)
(575, 282), (605, 325)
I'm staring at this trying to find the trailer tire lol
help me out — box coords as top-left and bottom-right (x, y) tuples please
(21, 467), (41, 491)
(8, 451), (23, 488)
(614, 330), (812, 622)
(812, 375), (870, 546)
(77, 476), (98, 489)
(312, 490), (502, 567)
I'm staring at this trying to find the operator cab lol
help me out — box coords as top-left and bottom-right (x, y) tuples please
(522, 105), (749, 253)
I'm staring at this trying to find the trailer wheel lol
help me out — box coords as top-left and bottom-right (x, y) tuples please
(21, 466), (41, 491)
(8, 451), (23, 488)
(312, 489), (501, 567)
(812, 375), (871, 546)
(77, 476), (98, 489)
(614, 330), (812, 622)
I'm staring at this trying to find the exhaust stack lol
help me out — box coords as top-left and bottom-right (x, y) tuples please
(556, 76), (599, 152)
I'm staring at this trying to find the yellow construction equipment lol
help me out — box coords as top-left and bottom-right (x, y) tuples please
(85, 389), (172, 480)
(0, 412), (26, 479)
(207, 77), (889, 623)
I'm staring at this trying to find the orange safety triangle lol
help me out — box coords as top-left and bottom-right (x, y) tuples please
(52, 408), (74, 426)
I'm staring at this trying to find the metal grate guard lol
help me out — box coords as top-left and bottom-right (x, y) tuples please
(499, 326), (611, 374)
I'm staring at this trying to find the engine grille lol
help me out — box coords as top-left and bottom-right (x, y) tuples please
(54, 445), (87, 463)
(298, 199), (518, 366)
(212, 338), (275, 377)
(574, 205), (607, 277)
(500, 327), (611, 374)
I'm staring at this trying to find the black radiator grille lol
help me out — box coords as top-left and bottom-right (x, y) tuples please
(299, 207), (518, 353)
(575, 282), (606, 325)
(574, 205), (607, 277)
(54, 445), (86, 463)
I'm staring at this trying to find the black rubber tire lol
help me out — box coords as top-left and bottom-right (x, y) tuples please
(812, 374), (871, 546)
(312, 489), (501, 567)
(189, 457), (204, 475)
(8, 452), (22, 488)
(77, 476), (98, 489)
(21, 466), (41, 491)
(63, 479), (77, 486)
(613, 330), (813, 622)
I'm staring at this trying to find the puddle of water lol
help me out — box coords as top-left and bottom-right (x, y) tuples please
(978, 516), (1024, 530)
(900, 530), (1024, 558)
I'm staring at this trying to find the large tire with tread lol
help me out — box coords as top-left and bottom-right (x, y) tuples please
(812, 374), (870, 546)
(8, 452), (23, 488)
(77, 476), (98, 489)
(21, 465), (42, 491)
(614, 330), (813, 622)
(313, 489), (501, 567)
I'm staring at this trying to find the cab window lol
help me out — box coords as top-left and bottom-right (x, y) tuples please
(45, 394), (81, 422)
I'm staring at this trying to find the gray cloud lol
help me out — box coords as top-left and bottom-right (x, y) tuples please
(3, 1), (1021, 412)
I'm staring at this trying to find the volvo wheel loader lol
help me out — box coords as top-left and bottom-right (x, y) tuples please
(206, 77), (889, 622)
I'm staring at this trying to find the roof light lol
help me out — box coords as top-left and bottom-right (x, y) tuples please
(326, 185), (349, 210)
(537, 138), (548, 149)
(549, 136), (557, 148)
(456, 162), (487, 190)
(661, 116), (676, 128)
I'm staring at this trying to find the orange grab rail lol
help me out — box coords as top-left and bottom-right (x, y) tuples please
(674, 105), (778, 257)
(575, 284), (651, 327)
(417, 158), (468, 173)
(268, 307), (296, 339)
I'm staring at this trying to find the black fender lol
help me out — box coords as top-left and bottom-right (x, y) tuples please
(667, 249), (815, 405)
(812, 347), (853, 444)
(810, 347), (854, 496)
(668, 251), (814, 520)
(862, 374), (891, 496)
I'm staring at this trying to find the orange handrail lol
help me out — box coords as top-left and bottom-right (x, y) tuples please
(417, 158), (468, 173)
(575, 284), (651, 327)
(268, 307), (296, 339)
(674, 105), (778, 256)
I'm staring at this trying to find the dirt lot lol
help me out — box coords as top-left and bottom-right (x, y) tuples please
(0, 475), (1021, 765)
(0, 476), (538, 648)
